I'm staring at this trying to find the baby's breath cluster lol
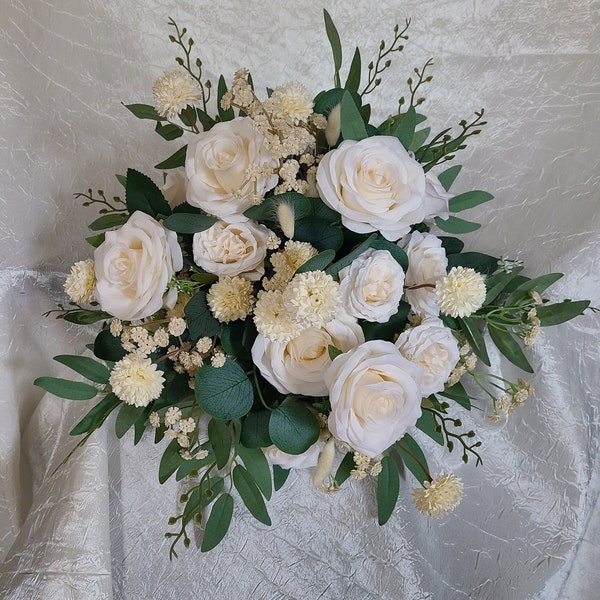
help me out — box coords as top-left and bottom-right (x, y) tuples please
(351, 452), (383, 480)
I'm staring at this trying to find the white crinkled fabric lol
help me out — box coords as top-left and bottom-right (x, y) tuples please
(0, 1), (599, 599)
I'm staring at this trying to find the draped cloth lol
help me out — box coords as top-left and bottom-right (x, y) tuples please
(1, 1), (598, 598)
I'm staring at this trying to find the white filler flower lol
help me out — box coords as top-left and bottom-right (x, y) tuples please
(436, 266), (486, 318)
(109, 355), (165, 407)
(152, 70), (204, 120)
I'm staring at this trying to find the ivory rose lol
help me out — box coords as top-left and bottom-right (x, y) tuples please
(423, 172), (451, 221)
(185, 116), (279, 222)
(339, 248), (405, 322)
(94, 211), (183, 321)
(316, 136), (427, 241)
(325, 340), (423, 457)
(251, 310), (364, 396)
(160, 168), (187, 209)
(395, 317), (460, 396)
(264, 439), (326, 469)
(192, 219), (273, 280)
(403, 231), (448, 316)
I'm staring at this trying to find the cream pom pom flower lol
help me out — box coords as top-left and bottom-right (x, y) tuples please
(109, 354), (165, 407)
(435, 266), (487, 318)
(207, 276), (255, 323)
(253, 290), (304, 343)
(267, 81), (314, 124)
(412, 473), (464, 517)
(152, 70), (203, 120)
(64, 259), (96, 304)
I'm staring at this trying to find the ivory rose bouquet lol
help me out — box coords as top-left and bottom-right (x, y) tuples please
(36, 12), (589, 555)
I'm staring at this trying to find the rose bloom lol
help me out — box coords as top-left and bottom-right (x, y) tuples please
(316, 136), (426, 241)
(160, 168), (187, 209)
(339, 248), (405, 322)
(264, 439), (325, 469)
(403, 231), (448, 317)
(395, 317), (460, 396)
(252, 310), (364, 396)
(325, 340), (423, 457)
(185, 117), (278, 222)
(94, 211), (183, 321)
(193, 219), (273, 280)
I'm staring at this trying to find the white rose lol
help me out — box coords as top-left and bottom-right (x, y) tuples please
(252, 310), (364, 396)
(160, 168), (187, 209)
(325, 340), (423, 457)
(185, 117), (279, 222)
(424, 172), (451, 220)
(264, 439), (325, 469)
(403, 231), (448, 317)
(316, 136), (427, 241)
(395, 317), (460, 396)
(339, 248), (405, 322)
(192, 219), (273, 281)
(94, 211), (183, 321)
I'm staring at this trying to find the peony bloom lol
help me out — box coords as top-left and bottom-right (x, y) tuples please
(325, 340), (423, 457)
(412, 473), (463, 517)
(109, 354), (165, 407)
(395, 317), (460, 396)
(436, 266), (486, 318)
(64, 259), (96, 304)
(339, 248), (405, 322)
(152, 70), (204, 120)
(207, 276), (255, 323)
(251, 310), (365, 396)
(192, 220), (273, 280)
(94, 211), (183, 321)
(403, 231), (448, 317)
(316, 136), (426, 241)
(185, 117), (279, 222)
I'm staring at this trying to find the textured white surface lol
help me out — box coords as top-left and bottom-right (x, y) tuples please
(0, 1), (599, 598)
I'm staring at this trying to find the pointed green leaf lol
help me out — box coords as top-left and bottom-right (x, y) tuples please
(70, 393), (121, 435)
(416, 410), (444, 445)
(115, 403), (146, 438)
(123, 103), (163, 121)
(208, 418), (232, 469)
(184, 291), (220, 338)
(408, 127), (431, 152)
(125, 168), (171, 217)
(369, 238), (409, 270)
(326, 233), (377, 276)
(394, 106), (416, 150)
(334, 451), (354, 487)
(536, 300), (590, 326)
(155, 121), (184, 141)
(163, 213), (218, 234)
(394, 433), (430, 485)
(53, 355), (110, 384)
(200, 477), (225, 509)
(159, 439), (183, 484)
(237, 443), (272, 500)
(360, 301), (411, 342)
(439, 381), (471, 410)
(93, 328), (127, 362)
(504, 273), (563, 306)
(273, 465), (290, 491)
(269, 401), (320, 455)
(447, 252), (498, 275)
(323, 9), (342, 87)
(438, 165), (462, 192)
(434, 216), (481, 234)
(86, 233), (105, 248)
(88, 213), (128, 232)
(295, 249), (336, 274)
(340, 90), (368, 141)
(195, 359), (254, 420)
(439, 236), (464, 255)
(328, 345), (342, 360)
(488, 327), (533, 373)
(484, 268), (525, 304)
(176, 443), (215, 481)
(459, 317), (490, 366)
(201, 493), (234, 552)
(155, 145), (187, 170)
(233, 465), (271, 525)
(62, 309), (112, 325)
(448, 190), (494, 212)
(377, 455), (400, 525)
(344, 47), (361, 91)
(34, 377), (98, 400)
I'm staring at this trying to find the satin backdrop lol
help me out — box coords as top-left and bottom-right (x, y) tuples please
(1, 1), (599, 598)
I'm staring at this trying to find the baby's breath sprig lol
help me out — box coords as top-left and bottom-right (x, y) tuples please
(361, 20), (410, 96)
(167, 17), (211, 113)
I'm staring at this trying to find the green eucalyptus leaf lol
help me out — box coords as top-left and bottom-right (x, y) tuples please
(437, 165), (462, 192)
(434, 216), (481, 234)
(340, 90), (368, 141)
(269, 401), (320, 455)
(377, 455), (400, 525)
(176, 444), (215, 481)
(70, 393), (121, 436)
(394, 433), (430, 485)
(237, 443), (272, 500)
(369, 238), (409, 270)
(159, 439), (183, 484)
(208, 418), (232, 469)
(323, 9), (343, 86)
(536, 300), (590, 326)
(439, 381), (471, 410)
(86, 233), (105, 248)
(201, 493), (234, 552)
(53, 355), (110, 384)
(233, 465), (271, 525)
(195, 359), (254, 420)
(240, 410), (272, 448)
(163, 213), (217, 234)
(360, 301), (410, 342)
(184, 291), (220, 338)
(34, 377), (98, 400)
(328, 345), (342, 360)
(459, 317), (490, 366)
(448, 190), (494, 212)
(326, 233), (377, 276)
(334, 451), (355, 487)
(93, 328), (127, 362)
(273, 465), (290, 491)
(62, 310), (111, 325)
(504, 273), (563, 306)
(484, 268), (525, 304)
(409, 127), (430, 152)
(295, 249), (336, 274)
(394, 106), (416, 150)
(416, 411), (444, 445)
(447, 252), (498, 275)
(488, 327), (534, 373)
(88, 213), (128, 232)
(439, 236), (464, 255)
(244, 192), (311, 222)
(344, 47), (361, 91)
(115, 403), (146, 439)
(294, 217), (344, 252)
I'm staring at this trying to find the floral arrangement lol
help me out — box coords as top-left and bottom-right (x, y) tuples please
(35, 11), (590, 556)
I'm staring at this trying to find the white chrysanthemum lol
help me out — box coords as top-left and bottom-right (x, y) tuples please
(253, 290), (304, 343)
(207, 276), (255, 323)
(412, 473), (463, 517)
(435, 267), (486, 318)
(269, 81), (314, 124)
(109, 355), (165, 408)
(152, 70), (203, 120)
(283, 271), (342, 328)
(64, 259), (96, 304)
